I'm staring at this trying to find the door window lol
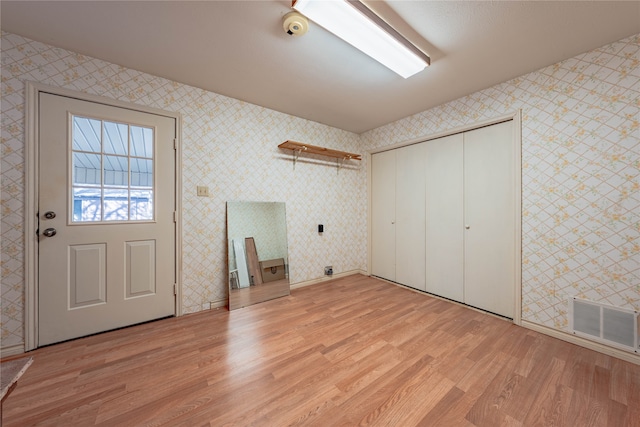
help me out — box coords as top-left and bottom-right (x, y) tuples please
(71, 116), (155, 222)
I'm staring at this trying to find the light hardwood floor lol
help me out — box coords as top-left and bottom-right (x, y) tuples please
(2, 275), (639, 426)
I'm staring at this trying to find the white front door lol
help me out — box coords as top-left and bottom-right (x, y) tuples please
(38, 92), (176, 346)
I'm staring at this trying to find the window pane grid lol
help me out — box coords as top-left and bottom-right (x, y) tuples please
(71, 116), (154, 223)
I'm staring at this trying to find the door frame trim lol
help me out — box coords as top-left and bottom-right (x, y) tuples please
(366, 111), (522, 326)
(25, 82), (183, 351)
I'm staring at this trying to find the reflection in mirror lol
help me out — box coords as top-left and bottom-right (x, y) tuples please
(227, 201), (289, 310)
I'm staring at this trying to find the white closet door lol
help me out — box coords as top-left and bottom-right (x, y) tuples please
(464, 121), (515, 318)
(395, 143), (426, 291)
(371, 150), (396, 281)
(425, 134), (464, 301)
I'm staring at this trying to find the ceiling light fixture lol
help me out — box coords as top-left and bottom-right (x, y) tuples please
(292, 0), (430, 78)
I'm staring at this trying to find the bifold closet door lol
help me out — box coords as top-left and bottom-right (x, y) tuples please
(371, 120), (516, 319)
(425, 134), (464, 301)
(395, 143), (426, 291)
(463, 121), (515, 318)
(371, 149), (396, 281)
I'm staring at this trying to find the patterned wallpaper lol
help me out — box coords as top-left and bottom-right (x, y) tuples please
(1, 31), (638, 351)
(0, 32), (366, 349)
(362, 34), (640, 333)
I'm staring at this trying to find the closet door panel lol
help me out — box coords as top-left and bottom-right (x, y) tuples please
(371, 150), (396, 281)
(463, 121), (515, 318)
(425, 134), (464, 301)
(395, 143), (426, 291)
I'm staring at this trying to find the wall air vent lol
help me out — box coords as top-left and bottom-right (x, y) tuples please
(569, 297), (639, 353)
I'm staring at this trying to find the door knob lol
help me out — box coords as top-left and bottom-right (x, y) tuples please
(44, 211), (56, 219)
(465, 225), (470, 229)
(43, 228), (57, 237)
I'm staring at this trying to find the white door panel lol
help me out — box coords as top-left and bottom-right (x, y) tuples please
(425, 134), (464, 301)
(38, 93), (176, 346)
(371, 150), (396, 281)
(126, 240), (156, 298)
(463, 121), (515, 318)
(69, 244), (106, 308)
(395, 143), (426, 291)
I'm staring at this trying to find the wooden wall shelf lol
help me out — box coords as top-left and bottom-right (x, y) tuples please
(278, 140), (362, 161)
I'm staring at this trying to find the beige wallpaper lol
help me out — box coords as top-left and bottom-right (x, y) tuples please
(1, 31), (638, 351)
(0, 32), (366, 349)
(362, 34), (640, 334)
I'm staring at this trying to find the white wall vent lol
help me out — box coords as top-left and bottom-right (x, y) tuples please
(569, 297), (639, 353)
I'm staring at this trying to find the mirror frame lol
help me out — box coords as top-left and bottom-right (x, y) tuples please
(226, 201), (290, 310)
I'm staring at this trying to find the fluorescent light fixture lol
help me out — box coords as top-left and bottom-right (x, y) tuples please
(292, 0), (430, 78)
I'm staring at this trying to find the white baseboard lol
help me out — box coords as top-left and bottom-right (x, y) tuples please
(196, 299), (227, 312)
(290, 269), (367, 290)
(521, 320), (640, 365)
(210, 299), (227, 309)
(1, 344), (25, 359)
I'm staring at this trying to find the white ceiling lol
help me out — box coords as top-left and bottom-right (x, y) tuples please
(2, 1), (639, 134)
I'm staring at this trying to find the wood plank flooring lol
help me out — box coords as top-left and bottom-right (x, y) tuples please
(229, 278), (290, 311)
(2, 275), (639, 426)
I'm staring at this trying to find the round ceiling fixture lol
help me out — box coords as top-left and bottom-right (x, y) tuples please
(283, 12), (309, 36)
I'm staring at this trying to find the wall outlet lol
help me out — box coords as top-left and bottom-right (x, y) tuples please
(197, 185), (209, 197)
(325, 266), (333, 276)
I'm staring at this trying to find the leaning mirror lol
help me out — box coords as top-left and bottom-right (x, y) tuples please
(227, 201), (290, 310)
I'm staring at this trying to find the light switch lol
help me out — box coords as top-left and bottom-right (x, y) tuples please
(197, 186), (209, 197)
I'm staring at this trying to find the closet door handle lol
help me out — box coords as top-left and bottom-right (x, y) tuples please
(465, 225), (470, 229)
